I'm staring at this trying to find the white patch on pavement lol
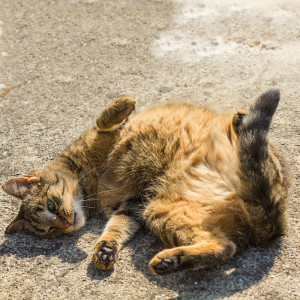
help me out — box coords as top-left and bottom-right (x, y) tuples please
(152, 0), (296, 61)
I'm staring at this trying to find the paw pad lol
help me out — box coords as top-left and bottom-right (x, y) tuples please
(93, 241), (118, 271)
(97, 246), (116, 264)
(151, 256), (180, 276)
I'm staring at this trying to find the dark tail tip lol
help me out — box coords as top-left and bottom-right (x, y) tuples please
(240, 89), (281, 133)
(251, 89), (280, 118)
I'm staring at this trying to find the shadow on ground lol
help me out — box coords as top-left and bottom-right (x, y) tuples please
(129, 229), (281, 299)
(83, 224), (280, 299)
(0, 228), (87, 264)
(0, 212), (281, 299)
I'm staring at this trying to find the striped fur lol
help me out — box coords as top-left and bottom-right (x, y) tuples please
(2, 91), (290, 276)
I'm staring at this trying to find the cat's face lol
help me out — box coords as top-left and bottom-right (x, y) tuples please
(2, 170), (86, 237)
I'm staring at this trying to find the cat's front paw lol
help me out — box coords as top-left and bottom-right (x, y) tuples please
(93, 240), (118, 271)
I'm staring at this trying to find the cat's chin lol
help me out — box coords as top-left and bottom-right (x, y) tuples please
(73, 195), (86, 230)
(73, 210), (86, 230)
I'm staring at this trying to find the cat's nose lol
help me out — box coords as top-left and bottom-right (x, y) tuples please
(61, 205), (75, 226)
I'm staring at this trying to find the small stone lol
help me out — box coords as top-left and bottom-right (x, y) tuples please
(158, 86), (172, 93)
(248, 40), (260, 47)
(55, 75), (72, 83)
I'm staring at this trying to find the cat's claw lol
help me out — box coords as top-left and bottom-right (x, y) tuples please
(93, 241), (118, 271)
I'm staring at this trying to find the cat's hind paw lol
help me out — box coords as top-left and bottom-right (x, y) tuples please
(92, 240), (118, 271)
(150, 255), (180, 276)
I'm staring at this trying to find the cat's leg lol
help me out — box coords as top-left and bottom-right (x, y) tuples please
(149, 237), (236, 276)
(96, 96), (136, 132)
(144, 192), (238, 276)
(92, 213), (140, 271)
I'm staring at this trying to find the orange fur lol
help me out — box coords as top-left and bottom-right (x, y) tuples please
(2, 90), (290, 276)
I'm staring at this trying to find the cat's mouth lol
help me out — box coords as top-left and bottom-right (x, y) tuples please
(47, 208), (85, 235)
(47, 212), (78, 234)
(64, 211), (85, 233)
(62, 213), (78, 233)
(64, 213), (77, 229)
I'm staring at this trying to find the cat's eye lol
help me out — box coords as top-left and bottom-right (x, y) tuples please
(47, 200), (56, 213)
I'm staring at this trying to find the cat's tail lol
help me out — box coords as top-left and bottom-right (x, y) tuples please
(237, 89), (290, 246)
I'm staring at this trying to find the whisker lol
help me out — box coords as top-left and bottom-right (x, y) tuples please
(84, 187), (124, 198)
(74, 191), (117, 202)
(77, 167), (99, 182)
(80, 199), (99, 202)
(80, 205), (97, 209)
(76, 198), (105, 203)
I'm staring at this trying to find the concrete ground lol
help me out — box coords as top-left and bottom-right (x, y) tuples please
(0, 0), (299, 299)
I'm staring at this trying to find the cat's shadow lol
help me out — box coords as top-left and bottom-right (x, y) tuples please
(126, 228), (281, 300)
(0, 226), (88, 264)
(0, 218), (114, 281)
(0, 220), (281, 299)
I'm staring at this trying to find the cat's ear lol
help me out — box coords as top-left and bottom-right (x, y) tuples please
(232, 109), (247, 133)
(2, 171), (42, 199)
(5, 204), (27, 234)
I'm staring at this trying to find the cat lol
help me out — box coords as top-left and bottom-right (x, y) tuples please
(2, 89), (290, 276)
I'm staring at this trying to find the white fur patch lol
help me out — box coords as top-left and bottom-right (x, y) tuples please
(72, 188), (86, 230)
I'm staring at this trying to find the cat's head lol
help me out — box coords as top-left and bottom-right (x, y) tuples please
(2, 169), (86, 237)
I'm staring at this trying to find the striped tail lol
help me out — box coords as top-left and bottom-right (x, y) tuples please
(237, 89), (290, 245)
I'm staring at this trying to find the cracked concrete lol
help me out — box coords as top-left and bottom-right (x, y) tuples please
(0, 0), (299, 299)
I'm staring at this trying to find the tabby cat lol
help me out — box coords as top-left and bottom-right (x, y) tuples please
(2, 89), (290, 276)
